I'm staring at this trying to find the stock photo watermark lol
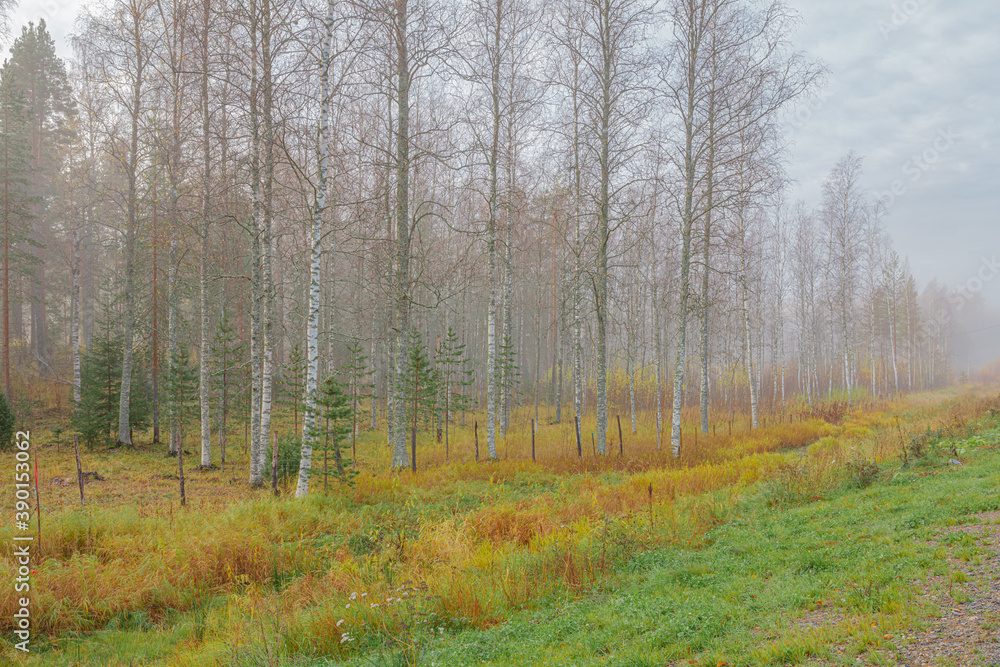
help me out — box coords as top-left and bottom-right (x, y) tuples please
(787, 87), (833, 136)
(878, 0), (923, 39)
(948, 255), (1000, 311)
(873, 127), (957, 211)
(11, 430), (34, 653)
(925, 254), (1000, 341)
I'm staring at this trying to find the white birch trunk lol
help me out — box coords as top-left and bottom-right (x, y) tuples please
(259, 0), (276, 474)
(296, 0), (333, 497)
(199, 0), (212, 468)
(654, 287), (662, 451)
(116, 19), (143, 447)
(390, 0), (412, 469)
(248, 0), (264, 486)
(200, 239), (211, 467)
(168, 240), (179, 455)
(742, 278), (758, 429)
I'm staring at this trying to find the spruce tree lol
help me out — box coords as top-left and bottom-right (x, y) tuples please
(404, 329), (439, 472)
(343, 337), (370, 462)
(437, 326), (473, 458)
(211, 310), (245, 464)
(73, 304), (151, 448)
(4, 20), (75, 373)
(164, 346), (198, 454)
(283, 343), (307, 433)
(498, 332), (521, 429)
(308, 375), (356, 486)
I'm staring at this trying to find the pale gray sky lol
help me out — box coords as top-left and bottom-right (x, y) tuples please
(7, 0), (1000, 305)
(783, 0), (1000, 307)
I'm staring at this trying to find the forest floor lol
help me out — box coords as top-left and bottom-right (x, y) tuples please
(3, 388), (1000, 666)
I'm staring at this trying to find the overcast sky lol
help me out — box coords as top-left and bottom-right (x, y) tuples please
(7, 0), (1000, 305)
(783, 0), (1000, 310)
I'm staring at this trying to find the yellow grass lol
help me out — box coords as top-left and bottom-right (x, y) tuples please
(2, 386), (998, 664)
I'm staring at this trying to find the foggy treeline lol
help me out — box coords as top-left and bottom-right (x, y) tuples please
(0, 0), (966, 494)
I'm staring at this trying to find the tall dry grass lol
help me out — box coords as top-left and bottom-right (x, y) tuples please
(2, 388), (997, 663)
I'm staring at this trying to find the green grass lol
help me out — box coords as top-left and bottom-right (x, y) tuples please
(324, 425), (1000, 666)
(14, 399), (1000, 666)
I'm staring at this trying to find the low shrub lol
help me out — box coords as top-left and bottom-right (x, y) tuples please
(845, 458), (881, 489)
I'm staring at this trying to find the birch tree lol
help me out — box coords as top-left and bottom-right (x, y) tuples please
(296, 0), (334, 497)
(76, 0), (155, 447)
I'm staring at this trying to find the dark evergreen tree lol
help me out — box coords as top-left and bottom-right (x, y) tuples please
(282, 343), (307, 433)
(211, 310), (245, 464)
(0, 58), (38, 400)
(73, 305), (151, 448)
(0, 387), (15, 451)
(498, 332), (521, 420)
(343, 337), (370, 462)
(437, 326), (473, 458)
(308, 375), (356, 486)
(404, 329), (440, 472)
(3, 20), (75, 371)
(164, 346), (197, 453)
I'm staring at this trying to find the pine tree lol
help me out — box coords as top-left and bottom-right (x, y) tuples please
(4, 20), (75, 374)
(343, 337), (370, 463)
(0, 60), (38, 399)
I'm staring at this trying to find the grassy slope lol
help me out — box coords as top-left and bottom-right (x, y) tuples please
(279, 395), (999, 667)
(401, 438), (1000, 666)
(392, 423), (1000, 667)
(6, 390), (1000, 665)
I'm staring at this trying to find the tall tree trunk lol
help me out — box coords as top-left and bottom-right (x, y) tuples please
(501, 177), (513, 440)
(116, 9), (143, 448)
(699, 137), (714, 433)
(484, 0), (502, 460)
(370, 311), (378, 429)
(889, 279), (899, 393)
(259, 0), (276, 473)
(653, 281), (662, 451)
(742, 277), (758, 429)
(168, 240), (180, 455)
(296, 0), (333, 497)
(248, 0), (264, 486)
(391, 0), (412, 469)
(199, 0), (213, 468)
(670, 0), (702, 458)
(151, 183), (160, 443)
